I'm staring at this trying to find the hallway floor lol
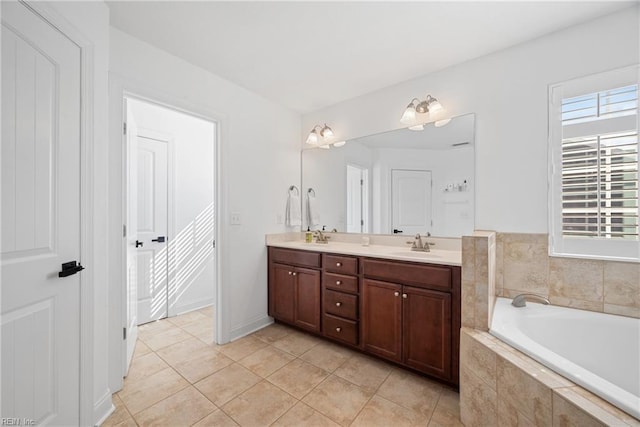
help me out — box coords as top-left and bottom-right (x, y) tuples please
(104, 307), (462, 426)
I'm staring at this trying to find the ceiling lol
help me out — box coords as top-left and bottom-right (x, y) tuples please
(107, 1), (634, 114)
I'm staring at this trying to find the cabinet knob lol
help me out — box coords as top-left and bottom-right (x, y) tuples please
(288, 271), (292, 275)
(335, 327), (342, 332)
(402, 293), (407, 298)
(336, 262), (342, 267)
(292, 272), (297, 276)
(394, 292), (399, 297)
(336, 280), (342, 285)
(335, 302), (342, 307)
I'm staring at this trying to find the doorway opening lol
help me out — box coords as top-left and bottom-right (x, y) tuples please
(123, 96), (217, 370)
(346, 164), (369, 233)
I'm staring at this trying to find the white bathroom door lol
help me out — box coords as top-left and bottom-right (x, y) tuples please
(124, 107), (139, 374)
(135, 134), (169, 325)
(391, 169), (432, 235)
(1, 2), (81, 424)
(346, 164), (369, 233)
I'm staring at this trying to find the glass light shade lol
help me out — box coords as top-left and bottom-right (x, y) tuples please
(408, 124), (424, 131)
(400, 105), (416, 124)
(321, 125), (334, 140)
(332, 140), (346, 147)
(318, 144), (331, 149)
(434, 118), (451, 127)
(305, 130), (318, 145)
(428, 99), (443, 112)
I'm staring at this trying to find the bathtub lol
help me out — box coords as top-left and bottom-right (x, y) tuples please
(490, 297), (640, 420)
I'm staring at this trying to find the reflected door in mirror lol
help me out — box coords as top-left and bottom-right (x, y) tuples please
(391, 169), (432, 235)
(346, 164), (369, 233)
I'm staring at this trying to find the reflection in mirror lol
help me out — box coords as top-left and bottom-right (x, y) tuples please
(301, 113), (475, 237)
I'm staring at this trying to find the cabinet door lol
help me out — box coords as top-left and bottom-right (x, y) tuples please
(402, 286), (451, 380)
(362, 279), (402, 362)
(294, 267), (321, 333)
(269, 263), (296, 323)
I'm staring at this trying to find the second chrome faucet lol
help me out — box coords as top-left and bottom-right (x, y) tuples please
(406, 233), (432, 252)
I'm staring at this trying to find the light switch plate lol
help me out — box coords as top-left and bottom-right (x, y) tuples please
(230, 212), (241, 225)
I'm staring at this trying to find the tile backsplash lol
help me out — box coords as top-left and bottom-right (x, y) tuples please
(495, 233), (640, 318)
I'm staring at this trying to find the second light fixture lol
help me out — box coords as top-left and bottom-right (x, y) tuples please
(305, 123), (345, 148)
(400, 95), (443, 125)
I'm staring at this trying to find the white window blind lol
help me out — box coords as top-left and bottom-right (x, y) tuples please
(550, 67), (639, 261)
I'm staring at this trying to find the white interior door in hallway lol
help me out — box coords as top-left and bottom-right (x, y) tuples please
(126, 97), (216, 331)
(1, 2), (82, 424)
(391, 169), (433, 236)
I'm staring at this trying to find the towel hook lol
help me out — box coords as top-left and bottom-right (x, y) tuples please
(307, 188), (316, 197)
(289, 185), (299, 196)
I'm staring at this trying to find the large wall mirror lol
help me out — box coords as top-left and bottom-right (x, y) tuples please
(301, 113), (475, 238)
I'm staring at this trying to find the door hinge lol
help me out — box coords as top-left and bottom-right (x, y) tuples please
(360, 179), (364, 185)
(123, 224), (127, 238)
(212, 240), (216, 248)
(361, 219), (364, 226)
(123, 122), (127, 135)
(123, 327), (127, 340)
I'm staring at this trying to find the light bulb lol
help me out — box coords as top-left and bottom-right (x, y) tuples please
(400, 104), (416, 124)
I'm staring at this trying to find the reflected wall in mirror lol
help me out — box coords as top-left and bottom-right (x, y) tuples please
(301, 113), (475, 237)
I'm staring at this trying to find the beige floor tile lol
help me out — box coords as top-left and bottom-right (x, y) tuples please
(299, 341), (352, 372)
(238, 346), (295, 378)
(156, 337), (212, 366)
(182, 317), (215, 341)
(351, 395), (423, 427)
(194, 363), (261, 406)
(132, 340), (152, 359)
(173, 348), (234, 383)
(138, 319), (174, 338)
(166, 310), (208, 327)
(216, 335), (268, 361)
(333, 353), (392, 393)
(142, 326), (193, 351)
(429, 387), (463, 426)
(272, 401), (340, 427)
(118, 367), (189, 414)
(192, 409), (239, 427)
(222, 381), (297, 426)
(272, 330), (321, 356)
(267, 359), (329, 399)
(133, 386), (216, 426)
(377, 368), (442, 418)
(252, 323), (291, 343)
(197, 305), (215, 317)
(125, 352), (169, 382)
(102, 395), (135, 427)
(302, 375), (372, 426)
(108, 418), (138, 427)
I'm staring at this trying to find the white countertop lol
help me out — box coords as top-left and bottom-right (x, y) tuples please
(267, 240), (461, 266)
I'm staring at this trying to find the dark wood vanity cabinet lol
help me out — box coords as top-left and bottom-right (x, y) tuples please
(268, 248), (321, 333)
(267, 246), (460, 386)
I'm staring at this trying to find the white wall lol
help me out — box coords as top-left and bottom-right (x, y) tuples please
(301, 7), (639, 234)
(108, 28), (301, 365)
(37, 1), (112, 424)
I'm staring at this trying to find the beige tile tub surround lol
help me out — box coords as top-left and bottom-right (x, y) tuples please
(460, 328), (640, 427)
(461, 231), (497, 330)
(494, 232), (640, 318)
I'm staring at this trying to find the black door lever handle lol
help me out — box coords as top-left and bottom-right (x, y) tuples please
(59, 261), (85, 278)
(135, 240), (144, 248)
(151, 236), (165, 243)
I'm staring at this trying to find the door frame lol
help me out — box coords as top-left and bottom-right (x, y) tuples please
(108, 76), (225, 393)
(16, 1), (97, 425)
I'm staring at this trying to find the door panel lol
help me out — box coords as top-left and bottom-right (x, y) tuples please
(294, 268), (321, 332)
(391, 169), (432, 235)
(1, 2), (81, 424)
(362, 279), (402, 362)
(269, 264), (296, 323)
(136, 137), (169, 324)
(403, 286), (452, 379)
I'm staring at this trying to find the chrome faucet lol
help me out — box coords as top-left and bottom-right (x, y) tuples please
(406, 233), (432, 252)
(313, 230), (330, 244)
(511, 293), (550, 307)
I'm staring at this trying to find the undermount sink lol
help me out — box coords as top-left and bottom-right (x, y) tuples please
(389, 251), (440, 258)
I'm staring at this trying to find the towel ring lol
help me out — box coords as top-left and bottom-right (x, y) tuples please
(307, 188), (316, 197)
(289, 185), (299, 196)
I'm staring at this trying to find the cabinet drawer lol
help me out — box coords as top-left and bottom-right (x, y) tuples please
(323, 314), (358, 346)
(270, 247), (321, 269)
(323, 273), (358, 293)
(362, 258), (452, 291)
(323, 254), (358, 275)
(324, 289), (358, 320)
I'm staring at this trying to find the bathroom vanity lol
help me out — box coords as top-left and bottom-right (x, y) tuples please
(267, 242), (461, 387)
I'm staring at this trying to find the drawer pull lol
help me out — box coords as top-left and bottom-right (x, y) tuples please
(335, 302), (342, 307)
(402, 293), (407, 299)
(336, 262), (342, 267)
(335, 327), (342, 332)
(288, 271), (292, 275)
(336, 280), (342, 285)
(292, 272), (297, 276)
(394, 291), (399, 297)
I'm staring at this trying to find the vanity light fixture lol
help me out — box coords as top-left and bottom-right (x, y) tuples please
(408, 124), (424, 131)
(434, 118), (452, 128)
(400, 95), (443, 125)
(332, 140), (346, 147)
(305, 123), (335, 145)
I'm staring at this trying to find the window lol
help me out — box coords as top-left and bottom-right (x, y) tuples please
(549, 67), (639, 261)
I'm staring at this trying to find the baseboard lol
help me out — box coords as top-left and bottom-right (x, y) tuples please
(228, 315), (273, 342)
(93, 389), (114, 426)
(172, 298), (214, 316)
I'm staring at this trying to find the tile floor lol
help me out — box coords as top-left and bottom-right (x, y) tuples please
(104, 307), (462, 426)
